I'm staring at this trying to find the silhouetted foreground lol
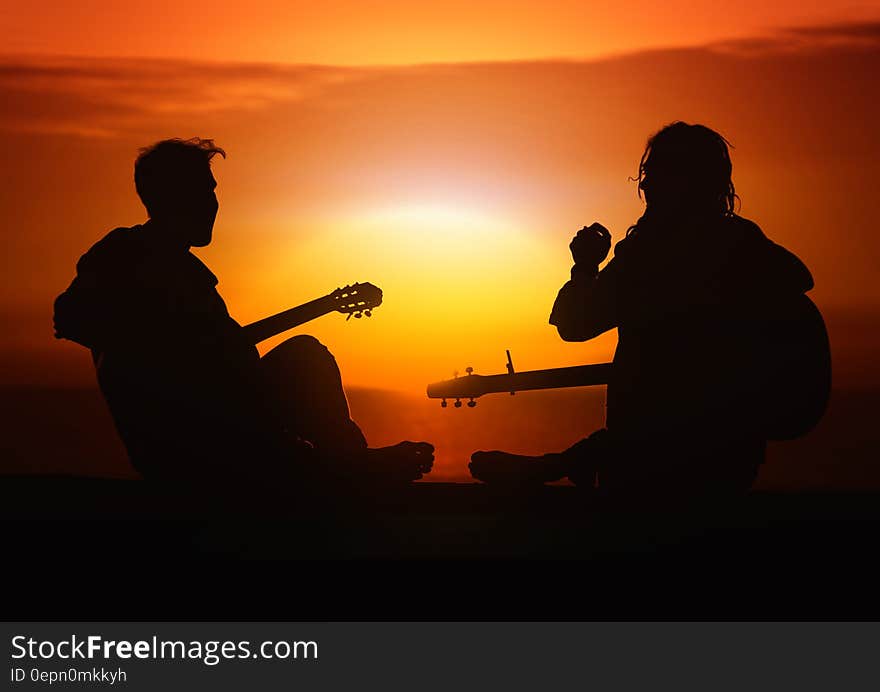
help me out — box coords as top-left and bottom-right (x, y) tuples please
(4, 474), (877, 552)
(3, 474), (879, 619)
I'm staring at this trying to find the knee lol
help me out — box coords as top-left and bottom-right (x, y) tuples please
(281, 334), (327, 353)
(269, 334), (335, 368)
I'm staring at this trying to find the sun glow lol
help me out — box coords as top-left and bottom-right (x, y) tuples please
(348, 200), (526, 271)
(244, 197), (585, 391)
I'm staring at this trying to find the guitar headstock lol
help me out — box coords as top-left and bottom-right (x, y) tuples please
(331, 282), (383, 319)
(427, 353), (514, 407)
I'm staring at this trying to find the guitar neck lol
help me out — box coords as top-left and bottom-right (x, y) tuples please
(241, 295), (335, 345)
(426, 363), (613, 400)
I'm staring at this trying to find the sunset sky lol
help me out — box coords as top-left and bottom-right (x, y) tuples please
(4, 1), (877, 64)
(2, 2), (879, 481)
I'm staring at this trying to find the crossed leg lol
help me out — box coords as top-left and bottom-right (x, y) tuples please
(468, 430), (608, 487)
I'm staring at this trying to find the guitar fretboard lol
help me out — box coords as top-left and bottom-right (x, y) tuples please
(240, 295), (334, 345)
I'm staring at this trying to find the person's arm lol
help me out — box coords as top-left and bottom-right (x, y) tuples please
(549, 223), (620, 341)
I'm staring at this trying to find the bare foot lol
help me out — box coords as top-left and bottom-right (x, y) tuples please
(364, 441), (435, 483)
(469, 451), (568, 486)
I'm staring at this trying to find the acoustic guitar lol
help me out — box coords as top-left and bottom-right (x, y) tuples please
(426, 295), (831, 441)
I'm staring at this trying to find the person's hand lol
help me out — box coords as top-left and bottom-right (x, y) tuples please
(569, 223), (611, 269)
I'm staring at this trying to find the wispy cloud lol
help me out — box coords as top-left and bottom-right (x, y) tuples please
(0, 57), (358, 138)
(2, 19), (880, 138)
(710, 19), (880, 56)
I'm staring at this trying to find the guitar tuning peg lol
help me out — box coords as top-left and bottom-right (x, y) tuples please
(441, 398), (447, 408)
(465, 367), (473, 376)
(454, 398), (462, 408)
(365, 309), (372, 317)
(354, 311), (362, 319)
(467, 398), (476, 408)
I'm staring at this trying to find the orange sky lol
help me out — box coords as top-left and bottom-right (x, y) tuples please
(4, 1), (878, 64)
(4, 20), (880, 387)
(2, 5), (880, 481)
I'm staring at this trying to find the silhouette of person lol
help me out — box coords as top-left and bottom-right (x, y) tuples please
(470, 122), (824, 501)
(54, 138), (432, 488)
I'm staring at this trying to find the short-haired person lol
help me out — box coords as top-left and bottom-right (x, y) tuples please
(55, 138), (433, 488)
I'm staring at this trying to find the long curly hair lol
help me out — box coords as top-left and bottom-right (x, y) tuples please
(632, 122), (738, 225)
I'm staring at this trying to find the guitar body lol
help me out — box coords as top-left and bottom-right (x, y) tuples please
(756, 294), (831, 440)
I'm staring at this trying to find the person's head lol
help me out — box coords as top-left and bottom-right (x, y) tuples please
(134, 137), (225, 247)
(635, 122), (737, 219)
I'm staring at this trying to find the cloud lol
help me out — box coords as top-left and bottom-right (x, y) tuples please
(2, 19), (880, 139)
(0, 57), (358, 138)
(710, 19), (880, 56)
(784, 20), (880, 42)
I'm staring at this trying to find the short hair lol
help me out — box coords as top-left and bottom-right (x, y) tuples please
(634, 122), (738, 216)
(134, 138), (226, 215)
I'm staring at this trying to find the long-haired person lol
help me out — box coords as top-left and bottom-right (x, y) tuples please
(470, 122), (829, 502)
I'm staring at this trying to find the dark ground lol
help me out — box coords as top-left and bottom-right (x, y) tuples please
(3, 476), (880, 620)
(2, 383), (878, 620)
